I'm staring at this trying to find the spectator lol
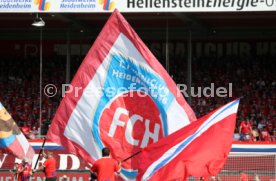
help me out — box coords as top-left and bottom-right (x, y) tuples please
(28, 126), (38, 139)
(20, 122), (31, 138)
(17, 158), (32, 181)
(257, 119), (266, 130)
(252, 125), (260, 141)
(239, 117), (253, 141)
(260, 126), (273, 142)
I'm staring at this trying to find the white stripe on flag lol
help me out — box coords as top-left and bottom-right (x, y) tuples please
(16, 133), (30, 155)
(166, 98), (190, 134)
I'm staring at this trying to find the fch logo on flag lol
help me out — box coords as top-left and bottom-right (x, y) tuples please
(93, 52), (174, 175)
(47, 10), (196, 180)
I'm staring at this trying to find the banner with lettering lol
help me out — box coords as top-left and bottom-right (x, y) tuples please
(1, 0), (276, 12)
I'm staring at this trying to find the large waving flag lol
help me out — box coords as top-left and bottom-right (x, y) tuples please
(47, 9), (195, 179)
(0, 102), (35, 163)
(137, 100), (240, 181)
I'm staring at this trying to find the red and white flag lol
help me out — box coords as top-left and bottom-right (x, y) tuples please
(47, 9), (195, 179)
(137, 100), (240, 181)
(0, 102), (35, 164)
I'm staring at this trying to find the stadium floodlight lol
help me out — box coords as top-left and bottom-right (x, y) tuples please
(31, 13), (45, 135)
(32, 14), (45, 27)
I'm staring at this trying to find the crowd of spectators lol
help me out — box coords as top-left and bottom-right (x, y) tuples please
(0, 55), (275, 142)
(0, 56), (64, 138)
(171, 55), (275, 142)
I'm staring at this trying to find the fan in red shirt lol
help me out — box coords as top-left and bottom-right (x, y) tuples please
(20, 123), (31, 138)
(260, 126), (274, 142)
(239, 117), (252, 141)
(17, 158), (32, 181)
(91, 147), (121, 181)
(34, 150), (57, 181)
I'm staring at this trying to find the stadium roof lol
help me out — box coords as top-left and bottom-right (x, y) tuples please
(0, 12), (276, 40)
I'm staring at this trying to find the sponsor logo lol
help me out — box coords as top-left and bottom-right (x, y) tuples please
(99, 0), (115, 10)
(34, 0), (50, 11)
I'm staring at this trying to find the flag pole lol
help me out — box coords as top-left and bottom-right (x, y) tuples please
(121, 150), (141, 163)
(33, 137), (47, 169)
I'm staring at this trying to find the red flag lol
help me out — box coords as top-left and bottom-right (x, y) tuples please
(137, 100), (240, 181)
(47, 9), (195, 179)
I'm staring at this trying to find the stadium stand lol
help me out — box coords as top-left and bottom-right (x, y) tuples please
(0, 56), (64, 137)
(172, 55), (276, 141)
(0, 54), (275, 141)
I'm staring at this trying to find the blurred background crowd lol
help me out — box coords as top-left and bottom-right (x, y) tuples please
(0, 55), (275, 141)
